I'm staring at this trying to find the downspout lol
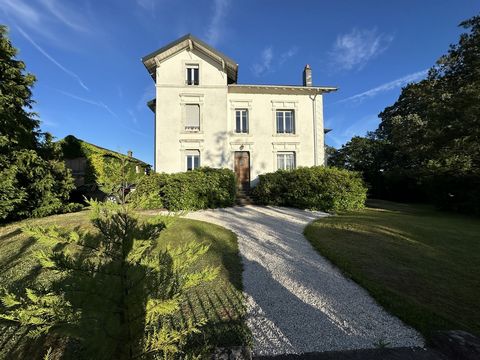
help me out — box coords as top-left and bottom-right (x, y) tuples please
(153, 104), (156, 172)
(309, 93), (318, 166)
(154, 62), (160, 172)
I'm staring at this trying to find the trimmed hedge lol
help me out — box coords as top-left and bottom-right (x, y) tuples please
(251, 166), (367, 212)
(130, 167), (236, 211)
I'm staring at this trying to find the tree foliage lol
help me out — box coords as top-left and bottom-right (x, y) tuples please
(0, 25), (39, 152)
(0, 201), (218, 359)
(330, 15), (480, 212)
(0, 25), (76, 222)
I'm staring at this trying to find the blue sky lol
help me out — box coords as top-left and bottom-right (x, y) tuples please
(1, 0), (479, 165)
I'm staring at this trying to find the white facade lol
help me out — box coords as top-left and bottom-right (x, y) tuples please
(142, 35), (336, 188)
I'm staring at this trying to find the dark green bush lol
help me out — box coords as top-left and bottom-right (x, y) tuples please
(130, 167), (236, 211)
(252, 166), (367, 212)
(0, 149), (78, 222)
(425, 172), (480, 215)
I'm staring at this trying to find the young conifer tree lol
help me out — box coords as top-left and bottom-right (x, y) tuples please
(0, 200), (218, 359)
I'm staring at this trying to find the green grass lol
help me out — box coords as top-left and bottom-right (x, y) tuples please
(304, 200), (480, 341)
(0, 210), (249, 359)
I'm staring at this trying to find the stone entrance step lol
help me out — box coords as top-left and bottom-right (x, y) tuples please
(236, 190), (254, 206)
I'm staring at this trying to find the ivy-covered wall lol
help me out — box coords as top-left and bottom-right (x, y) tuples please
(59, 135), (150, 188)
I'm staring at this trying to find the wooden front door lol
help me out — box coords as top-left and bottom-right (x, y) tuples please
(234, 151), (250, 191)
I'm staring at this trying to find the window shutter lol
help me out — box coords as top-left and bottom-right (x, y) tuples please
(185, 104), (200, 127)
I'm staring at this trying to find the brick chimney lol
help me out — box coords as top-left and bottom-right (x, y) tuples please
(303, 64), (312, 87)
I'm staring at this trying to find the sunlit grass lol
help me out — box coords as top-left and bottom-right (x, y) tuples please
(304, 200), (480, 340)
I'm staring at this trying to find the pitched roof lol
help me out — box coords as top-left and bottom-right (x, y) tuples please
(228, 84), (338, 95)
(142, 34), (238, 83)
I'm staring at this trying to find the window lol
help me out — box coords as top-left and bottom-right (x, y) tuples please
(235, 109), (248, 133)
(277, 152), (296, 170)
(186, 150), (200, 171)
(186, 64), (199, 85)
(185, 104), (200, 131)
(276, 110), (295, 134)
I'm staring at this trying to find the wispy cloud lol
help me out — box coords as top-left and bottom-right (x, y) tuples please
(136, 85), (155, 112)
(41, 118), (59, 128)
(205, 0), (229, 46)
(0, 0), (41, 25)
(330, 28), (393, 71)
(16, 26), (89, 91)
(128, 109), (138, 124)
(279, 46), (298, 65)
(252, 47), (273, 76)
(56, 89), (117, 118)
(120, 125), (149, 138)
(136, 0), (157, 14)
(57, 89), (148, 138)
(38, 0), (90, 32)
(325, 114), (381, 148)
(342, 114), (380, 138)
(337, 69), (429, 104)
(252, 46), (298, 77)
(1, 0), (94, 45)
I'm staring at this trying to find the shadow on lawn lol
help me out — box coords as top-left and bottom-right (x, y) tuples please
(187, 223), (243, 291)
(175, 222), (250, 351)
(0, 223), (161, 360)
(0, 216), (247, 359)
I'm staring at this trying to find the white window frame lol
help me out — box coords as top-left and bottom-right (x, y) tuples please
(185, 64), (199, 85)
(185, 150), (200, 171)
(277, 152), (296, 170)
(276, 110), (295, 134)
(235, 109), (248, 133)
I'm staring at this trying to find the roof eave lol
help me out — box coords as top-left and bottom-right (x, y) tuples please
(228, 84), (338, 94)
(147, 98), (156, 113)
(142, 34), (238, 82)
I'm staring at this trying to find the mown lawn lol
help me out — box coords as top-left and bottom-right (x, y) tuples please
(304, 200), (480, 341)
(0, 210), (249, 359)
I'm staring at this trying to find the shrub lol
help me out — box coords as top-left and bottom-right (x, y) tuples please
(252, 166), (367, 212)
(130, 167), (236, 211)
(0, 149), (77, 222)
(200, 167), (237, 208)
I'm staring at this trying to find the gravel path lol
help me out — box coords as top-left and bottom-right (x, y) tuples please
(186, 205), (424, 356)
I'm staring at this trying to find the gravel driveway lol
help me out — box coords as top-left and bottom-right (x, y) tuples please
(186, 205), (424, 356)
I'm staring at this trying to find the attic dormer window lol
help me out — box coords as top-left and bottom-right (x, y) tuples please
(186, 64), (199, 85)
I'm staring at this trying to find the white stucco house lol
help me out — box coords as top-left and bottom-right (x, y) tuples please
(142, 34), (337, 190)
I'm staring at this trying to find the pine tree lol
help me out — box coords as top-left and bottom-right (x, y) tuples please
(0, 25), (75, 222)
(0, 200), (218, 359)
(0, 25), (40, 153)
